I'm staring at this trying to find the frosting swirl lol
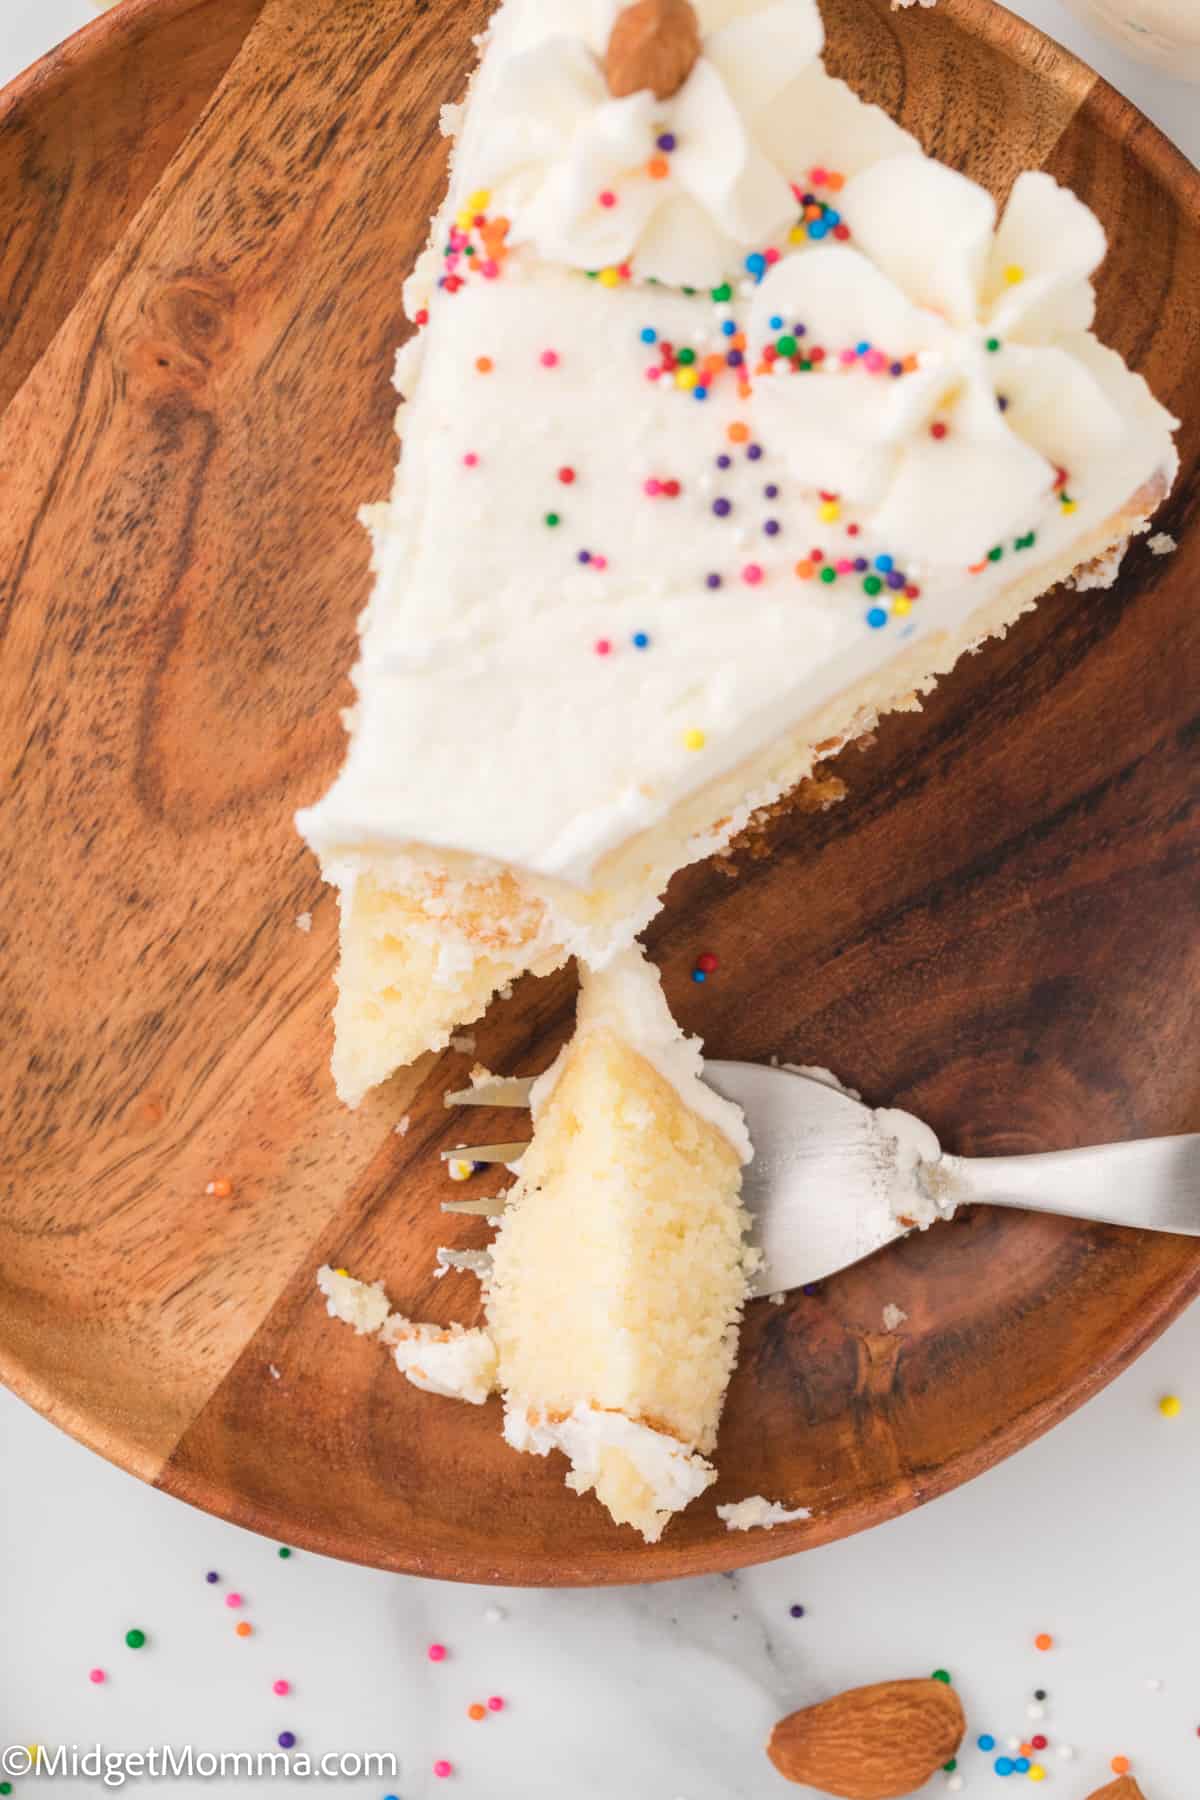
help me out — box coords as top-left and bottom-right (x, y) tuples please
(749, 159), (1126, 564)
(466, 0), (825, 287)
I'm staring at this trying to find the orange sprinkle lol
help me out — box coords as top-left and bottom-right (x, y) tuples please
(467, 1704), (486, 1722)
(475, 356), (494, 374)
(480, 218), (510, 258)
(826, 171), (845, 191)
(205, 1177), (233, 1198)
(235, 1622), (253, 1638)
(794, 560), (815, 580)
(1020, 1744), (1034, 1757)
(804, 203), (822, 221)
(647, 157), (670, 180)
(1034, 1633), (1054, 1651)
(737, 380), (752, 399)
(902, 354), (919, 373)
(730, 331), (746, 350)
(702, 354), (724, 377)
(968, 558), (989, 574)
(727, 422), (750, 444)
(1111, 1757), (1131, 1776)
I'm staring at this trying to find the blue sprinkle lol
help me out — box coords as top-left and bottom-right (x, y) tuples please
(693, 385), (708, 400)
(640, 326), (657, 344)
(866, 606), (888, 629)
(721, 319), (737, 337)
(824, 210), (840, 227)
(856, 340), (871, 355)
(977, 1736), (996, 1752)
(807, 220), (828, 240)
(874, 554), (894, 573)
(769, 315), (784, 331)
(632, 631), (650, 649)
(995, 1759), (1014, 1777)
(1015, 1760), (1031, 1775)
(692, 970), (706, 983)
(801, 1282), (819, 1296)
(745, 252), (767, 277)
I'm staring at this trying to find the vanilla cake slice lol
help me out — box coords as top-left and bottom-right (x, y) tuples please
(296, 0), (1178, 1104)
(317, 947), (755, 1541)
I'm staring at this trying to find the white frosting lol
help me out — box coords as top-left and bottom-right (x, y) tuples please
(381, 1316), (499, 1404)
(296, 0), (1177, 898)
(715, 1494), (810, 1529)
(529, 947), (752, 1160)
(317, 1265), (392, 1335)
(504, 1401), (716, 1541)
(467, 0), (825, 287)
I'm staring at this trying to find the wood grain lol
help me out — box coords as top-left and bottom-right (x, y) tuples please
(0, 0), (1196, 1583)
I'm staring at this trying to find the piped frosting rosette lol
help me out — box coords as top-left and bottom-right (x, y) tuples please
(746, 157), (1130, 565)
(467, 0), (828, 286)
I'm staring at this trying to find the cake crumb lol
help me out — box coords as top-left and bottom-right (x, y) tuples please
(1149, 531), (1177, 555)
(294, 912), (313, 934)
(483, 1605), (506, 1624)
(882, 1302), (908, 1332)
(394, 1114), (411, 1136)
(1068, 544), (1125, 590)
(450, 1032), (477, 1053)
(768, 1291), (786, 1306)
(434, 1246), (493, 1281)
(717, 1496), (811, 1532)
(891, 0), (938, 8)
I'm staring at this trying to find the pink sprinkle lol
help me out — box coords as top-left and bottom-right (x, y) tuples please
(273, 1680), (290, 1696)
(89, 1669), (106, 1685)
(463, 452), (479, 467)
(599, 190), (617, 208)
(643, 478), (663, 497)
(810, 165), (830, 186)
(764, 247), (781, 265)
(481, 259), (500, 279)
(618, 261), (632, 279)
(434, 1761), (453, 1780)
(539, 349), (560, 368)
(836, 558), (854, 574)
(645, 366), (662, 381)
(591, 555), (608, 572)
(864, 349), (887, 373)
(428, 1643), (447, 1662)
(742, 564), (764, 585)
(487, 1696), (504, 1712)
(445, 254), (460, 272)
(595, 637), (613, 655)
(839, 347), (857, 366)
(225, 1593), (243, 1609)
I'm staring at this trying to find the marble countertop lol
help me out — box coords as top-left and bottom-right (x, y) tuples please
(1, 4), (1197, 1798)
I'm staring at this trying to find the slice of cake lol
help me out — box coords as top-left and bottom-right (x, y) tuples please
(316, 948), (755, 1541)
(296, 0), (1178, 1105)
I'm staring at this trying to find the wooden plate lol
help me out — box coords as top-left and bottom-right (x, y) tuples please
(1, 0), (1197, 1585)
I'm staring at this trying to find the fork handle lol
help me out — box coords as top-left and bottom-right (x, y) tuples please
(942, 1135), (1200, 1235)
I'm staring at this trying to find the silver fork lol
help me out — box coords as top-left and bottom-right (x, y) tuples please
(444, 1064), (1200, 1297)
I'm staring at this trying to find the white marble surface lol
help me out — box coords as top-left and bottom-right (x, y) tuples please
(1, 5), (1197, 1799)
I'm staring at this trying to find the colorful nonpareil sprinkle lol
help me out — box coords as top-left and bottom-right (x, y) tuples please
(89, 1668), (106, 1684)
(273, 1680), (291, 1696)
(235, 1622), (253, 1638)
(1160, 1394), (1182, 1416)
(205, 1178), (232, 1198)
(428, 1643), (447, 1662)
(124, 1630), (146, 1650)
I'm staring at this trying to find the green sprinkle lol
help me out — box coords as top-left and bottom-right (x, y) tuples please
(775, 334), (797, 358)
(798, 359), (812, 371)
(819, 566), (837, 584)
(711, 282), (733, 303)
(676, 346), (696, 366)
(944, 1759), (958, 1772)
(544, 513), (560, 528)
(985, 336), (1001, 352)
(1, 1781), (12, 1794)
(278, 1546), (292, 1559)
(125, 1629), (147, 1650)
(931, 1668), (951, 1684)
(1015, 531), (1037, 550)
(863, 574), (883, 596)
(682, 285), (696, 296)
(987, 545), (1003, 562)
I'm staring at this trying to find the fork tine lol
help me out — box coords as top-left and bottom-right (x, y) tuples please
(441, 1141), (529, 1164)
(445, 1076), (535, 1108)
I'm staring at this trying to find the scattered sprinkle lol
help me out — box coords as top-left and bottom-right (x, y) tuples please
(428, 1643), (448, 1663)
(487, 1696), (505, 1712)
(789, 1604), (805, 1618)
(682, 729), (706, 751)
(468, 1703), (487, 1721)
(205, 1571), (219, 1584)
(273, 1679), (290, 1695)
(1159, 1394), (1182, 1417)
(205, 1178), (233, 1199)
(124, 1630), (146, 1650)
(483, 1606), (506, 1625)
(235, 1622), (253, 1638)
(1111, 1756), (1131, 1775)
(89, 1668), (106, 1684)
(474, 356), (493, 374)
(277, 1547), (292, 1559)
(434, 1761), (453, 1779)
(931, 1669), (951, 1685)
(225, 1593), (243, 1609)
(1034, 1633), (1053, 1651)
(277, 1732), (296, 1750)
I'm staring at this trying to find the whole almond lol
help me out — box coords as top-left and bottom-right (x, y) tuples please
(1086, 1780), (1147, 1800)
(604, 0), (702, 99)
(768, 1677), (965, 1799)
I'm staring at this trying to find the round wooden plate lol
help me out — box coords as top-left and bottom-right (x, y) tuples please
(1, 0), (1197, 1585)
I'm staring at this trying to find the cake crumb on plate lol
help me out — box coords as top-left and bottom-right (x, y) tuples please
(716, 1496), (811, 1531)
